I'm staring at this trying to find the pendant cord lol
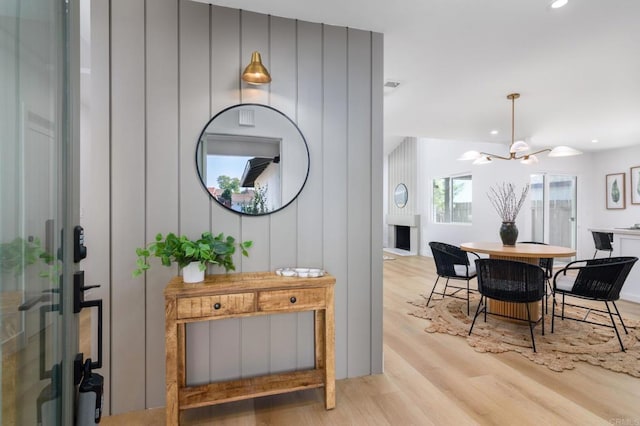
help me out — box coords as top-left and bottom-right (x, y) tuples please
(511, 96), (515, 149)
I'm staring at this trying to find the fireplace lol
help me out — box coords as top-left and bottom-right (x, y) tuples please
(386, 214), (420, 255)
(395, 226), (410, 251)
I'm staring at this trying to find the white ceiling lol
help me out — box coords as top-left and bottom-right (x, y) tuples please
(206, 0), (640, 154)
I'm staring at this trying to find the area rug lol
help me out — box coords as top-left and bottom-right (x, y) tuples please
(409, 294), (640, 377)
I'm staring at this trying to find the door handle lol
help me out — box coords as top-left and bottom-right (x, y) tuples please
(18, 293), (52, 311)
(73, 271), (103, 371)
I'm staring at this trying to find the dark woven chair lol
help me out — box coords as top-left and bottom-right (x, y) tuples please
(427, 242), (480, 315)
(469, 259), (546, 352)
(591, 231), (613, 259)
(520, 241), (554, 313)
(552, 256), (638, 351)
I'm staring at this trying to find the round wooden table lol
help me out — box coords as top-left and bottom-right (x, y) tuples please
(460, 242), (576, 319)
(460, 242), (575, 262)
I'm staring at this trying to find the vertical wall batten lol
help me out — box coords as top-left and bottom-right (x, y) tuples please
(84, 0), (112, 413)
(143, 0), (148, 407)
(370, 32), (384, 373)
(176, 0), (181, 239)
(238, 10), (272, 378)
(346, 28), (372, 376)
(345, 27), (350, 374)
(268, 15), (299, 374)
(179, 0), (212, 386)
(322, 25), (349, 378)
(208, 5), (243, 382)
(388, 138), (418, 218)
(110, 0), (146, 413)
(99, 4), (383, 414)
(295, 20), (323, 369)
(108, 0), (113, 409)
(144, 0), (180, 407)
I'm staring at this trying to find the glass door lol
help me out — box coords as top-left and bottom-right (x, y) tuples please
(530, 174), (577, 262)
(1, 0), (79, 424)
(530, 174), (545, 243)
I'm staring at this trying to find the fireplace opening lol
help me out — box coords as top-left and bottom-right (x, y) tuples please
(395, 225), (410, 251)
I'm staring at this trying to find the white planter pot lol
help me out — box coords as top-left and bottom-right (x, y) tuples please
(183, 261), (205, 283)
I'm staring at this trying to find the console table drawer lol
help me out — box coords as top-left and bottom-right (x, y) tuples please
(177, 293), (255, 319)
(258, 288), (326, 312)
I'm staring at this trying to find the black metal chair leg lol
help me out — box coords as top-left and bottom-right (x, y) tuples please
(544, 282), (548, 314)
(426, 276), (441, 308)
(468, 296), (484, 336)
(605, 301), (625, 352)
(611, 301), (629, 334)
(551, 293), (556, 333)
(561, 293), (565, 320)
(545, 281), (554, 314)
(541, 301), (545, 336)
(442, 278), (450, 299)
(466, 279), (470, 315)
(526, 302), (536, 352)
(483, 298), (488, 322)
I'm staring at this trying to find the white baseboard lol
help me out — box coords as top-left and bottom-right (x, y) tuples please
(383, 247), (416, 256)
(620, 292), (640, 303)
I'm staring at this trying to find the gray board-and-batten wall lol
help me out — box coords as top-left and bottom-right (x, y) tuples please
(84, 0), (383, 414)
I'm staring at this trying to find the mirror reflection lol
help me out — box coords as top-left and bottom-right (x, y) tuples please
(394, 183), (408, 208)
(196, 104), (310, 215)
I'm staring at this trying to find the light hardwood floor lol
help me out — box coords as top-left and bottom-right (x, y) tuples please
(102, 255), (640, 425)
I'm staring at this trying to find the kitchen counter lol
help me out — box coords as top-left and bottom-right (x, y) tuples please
(589, 227), (640, 236)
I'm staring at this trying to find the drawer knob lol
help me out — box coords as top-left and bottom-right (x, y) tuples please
(290, 296), (297, 304)
(213, 303), (221, 310)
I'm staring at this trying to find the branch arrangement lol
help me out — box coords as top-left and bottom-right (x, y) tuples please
(487, 182), (530, 222)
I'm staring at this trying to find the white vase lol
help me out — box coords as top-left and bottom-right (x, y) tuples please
(183, 261), (204, 283)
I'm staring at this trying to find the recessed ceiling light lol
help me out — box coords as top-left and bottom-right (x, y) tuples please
(592, 139), (599, 143)
(490, 130), (499, 135)
(550, 0), (568, 9)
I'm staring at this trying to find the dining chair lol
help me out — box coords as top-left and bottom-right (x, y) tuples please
(469, 259), (546, 352)
(427, 242), (479, 315)
(520, 241), (554, 313)
(591, 231), (613, 259)
(551, 256), (638, 351)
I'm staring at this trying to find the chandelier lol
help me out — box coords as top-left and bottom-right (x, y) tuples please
(459, 93), (582, 165)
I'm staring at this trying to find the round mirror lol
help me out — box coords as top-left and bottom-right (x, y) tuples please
(394, 183), (408, 208)
(196, 104), (310, 215)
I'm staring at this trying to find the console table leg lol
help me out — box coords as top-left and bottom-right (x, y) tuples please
(165, 299), (179, 426)
(178, 323), (186, 388)
(314, 310), (325, 369)
(324, 287), (336, 409)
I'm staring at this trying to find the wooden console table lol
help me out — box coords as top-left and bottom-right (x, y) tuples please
(164, 272), (336, 425)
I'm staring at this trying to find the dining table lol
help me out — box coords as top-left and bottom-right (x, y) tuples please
(460, 241), (576, 320)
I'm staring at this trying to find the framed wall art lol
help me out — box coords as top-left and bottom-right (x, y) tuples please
(606, 173), (625, 209)
(631, 166), (640, 205)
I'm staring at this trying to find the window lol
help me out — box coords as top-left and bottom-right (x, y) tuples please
(433, 175), (472, 223)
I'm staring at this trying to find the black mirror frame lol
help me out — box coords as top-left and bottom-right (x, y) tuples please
(195, 103), (311, 217)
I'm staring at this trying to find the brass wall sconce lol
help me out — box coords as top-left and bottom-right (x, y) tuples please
(241, 51), (272, 85)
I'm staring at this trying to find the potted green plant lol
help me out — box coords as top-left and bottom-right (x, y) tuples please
(133, 232), (252, 283)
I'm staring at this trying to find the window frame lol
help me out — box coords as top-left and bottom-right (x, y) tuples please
(432, 174), (473, 224)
